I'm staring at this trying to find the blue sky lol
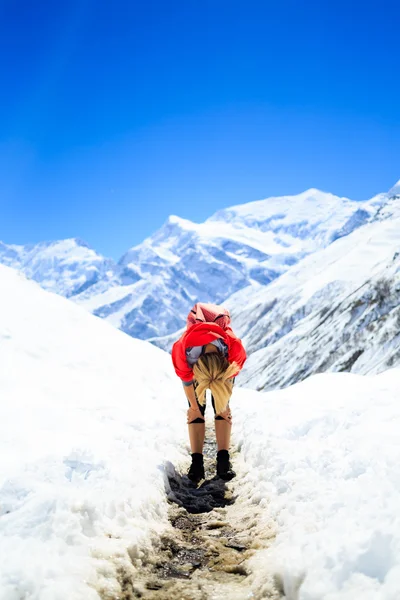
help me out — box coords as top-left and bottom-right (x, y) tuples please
(1, 0), (399, 259)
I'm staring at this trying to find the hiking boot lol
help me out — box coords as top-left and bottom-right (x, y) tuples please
(187, 453), (205, 483)
(216, 449), (236, 480)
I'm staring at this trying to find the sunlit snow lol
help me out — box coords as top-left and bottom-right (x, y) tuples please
(1, 263), (400, 599)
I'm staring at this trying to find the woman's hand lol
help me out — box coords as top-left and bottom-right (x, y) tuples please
(216, 406), (232, 424)
(187, 406), (204, 424)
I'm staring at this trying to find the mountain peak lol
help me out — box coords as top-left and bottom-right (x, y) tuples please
(165, 215), (196, 229)
(301, 187), (327, 195)
(70, 237), (91, 249)
(389, 179), (400, 197)
(45, 237), (94, 251)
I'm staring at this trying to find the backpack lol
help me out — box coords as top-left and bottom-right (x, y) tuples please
(186, 302), (231, 331)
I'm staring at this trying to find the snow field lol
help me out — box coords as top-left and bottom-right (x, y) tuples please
(0, 265), (189, 600)
(232, 371), (400, 599)
(3, 257), (400, 599)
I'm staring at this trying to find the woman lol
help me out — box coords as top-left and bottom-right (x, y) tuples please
(172, 302), (247, 483)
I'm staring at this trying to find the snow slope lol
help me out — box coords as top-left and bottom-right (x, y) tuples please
(0, 264), (187, 600)
(228, 194), (400, 390)
(234, 370), (400, 599)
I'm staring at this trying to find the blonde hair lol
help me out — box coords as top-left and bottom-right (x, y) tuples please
(193, 353), (238, 414)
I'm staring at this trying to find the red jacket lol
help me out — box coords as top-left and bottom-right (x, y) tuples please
(171, 322), (247, 382)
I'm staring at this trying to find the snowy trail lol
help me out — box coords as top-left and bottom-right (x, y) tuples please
(97, 422), (281, 600)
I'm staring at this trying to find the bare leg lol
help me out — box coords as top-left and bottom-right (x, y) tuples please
(214, 419), (232, 452)
(188, 422), (205, 454)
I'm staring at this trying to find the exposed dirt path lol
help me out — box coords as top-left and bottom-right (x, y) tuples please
(99, 422), (281, 600)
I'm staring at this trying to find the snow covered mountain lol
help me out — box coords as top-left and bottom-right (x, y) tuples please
(228, 188), (400, 390)
(92, 188), (385, 340)
(0, 185), (391, 342)
(0, 238), (119, 297)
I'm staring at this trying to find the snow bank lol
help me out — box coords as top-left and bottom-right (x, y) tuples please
(0, 265), (187, 599)
(233, 371), (400, 599)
